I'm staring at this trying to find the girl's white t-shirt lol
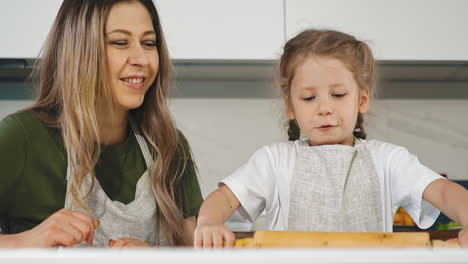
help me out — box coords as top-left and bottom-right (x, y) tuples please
(221, 139), (444, 232)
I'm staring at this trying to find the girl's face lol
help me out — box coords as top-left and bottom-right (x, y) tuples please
(288, 55), (370, 146)
(106, 1), (159, 114)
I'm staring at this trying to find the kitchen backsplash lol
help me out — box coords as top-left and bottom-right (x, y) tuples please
(2, 98), (467, 193)
(2, 97), (468, 230)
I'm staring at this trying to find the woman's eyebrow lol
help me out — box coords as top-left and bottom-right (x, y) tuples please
(106, 29), (155, 36)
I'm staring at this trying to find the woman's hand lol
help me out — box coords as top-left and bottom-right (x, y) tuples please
(109, 238), (151, 248)
(193, 224), (236, 248)
(15, 209), (99, 248)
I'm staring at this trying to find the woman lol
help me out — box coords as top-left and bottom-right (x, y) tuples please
(0, 0), (203, 247)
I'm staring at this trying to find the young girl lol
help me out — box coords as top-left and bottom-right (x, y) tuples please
(194, 29), (468, 248)
(0, 0), (203, 248)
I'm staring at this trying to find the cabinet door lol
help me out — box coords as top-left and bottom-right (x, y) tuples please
(156, 0), (284, 60)
(1, 0), (62, 58)
(1, 0), (284, 60)
(286, 0), (468, 61)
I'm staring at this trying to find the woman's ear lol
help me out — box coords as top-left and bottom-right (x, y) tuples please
(358, 88), (371, 114)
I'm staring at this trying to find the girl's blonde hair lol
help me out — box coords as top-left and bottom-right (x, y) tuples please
(27, 0), (193, 245)
(278, 29), (377, 141)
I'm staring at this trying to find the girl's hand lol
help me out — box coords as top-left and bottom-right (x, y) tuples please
(16, 209), (99, 248)
(193, 224), (236, 248)
(109, 238), (151, 248)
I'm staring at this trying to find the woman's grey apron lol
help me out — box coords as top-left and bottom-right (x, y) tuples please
(64, 122), (168, 247)
(288, 141), (383, 232)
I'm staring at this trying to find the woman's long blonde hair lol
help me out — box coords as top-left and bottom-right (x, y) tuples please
(28, 0), (193, 245)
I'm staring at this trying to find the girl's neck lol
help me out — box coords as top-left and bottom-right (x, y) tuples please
(343, 136), (356, 146)
(99, 109), (129, 145)
(308, 136), (355, 147)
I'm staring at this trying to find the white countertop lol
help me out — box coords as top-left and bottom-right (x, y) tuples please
(1, 248), (468, 264)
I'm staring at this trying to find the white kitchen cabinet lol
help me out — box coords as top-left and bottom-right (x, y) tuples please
(1, 0), (284, 60)
(155, 0), (284, 60)
(0, 0), (63, 59)
(3, 0), (467, 61)
(286, 0), (468, 61)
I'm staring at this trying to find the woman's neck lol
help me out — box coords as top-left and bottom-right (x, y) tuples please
(99, 110), (129, 145)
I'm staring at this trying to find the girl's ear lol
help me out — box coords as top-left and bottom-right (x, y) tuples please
(287, 109), (296, 120)
(358, 88), (371, 114)
(286, 98), (296, 120)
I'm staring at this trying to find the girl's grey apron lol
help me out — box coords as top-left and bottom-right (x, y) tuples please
(64, 122), (168, 247)
(288, 141), (383, 232)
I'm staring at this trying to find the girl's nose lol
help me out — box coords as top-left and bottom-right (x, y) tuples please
(128, 45), (150, 67)
(317, 99), (333, 116)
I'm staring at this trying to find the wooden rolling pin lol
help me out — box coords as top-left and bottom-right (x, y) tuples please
(235, 231), (433, 248)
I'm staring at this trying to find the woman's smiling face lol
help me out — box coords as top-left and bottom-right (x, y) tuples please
(105, 1), (159, 113)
